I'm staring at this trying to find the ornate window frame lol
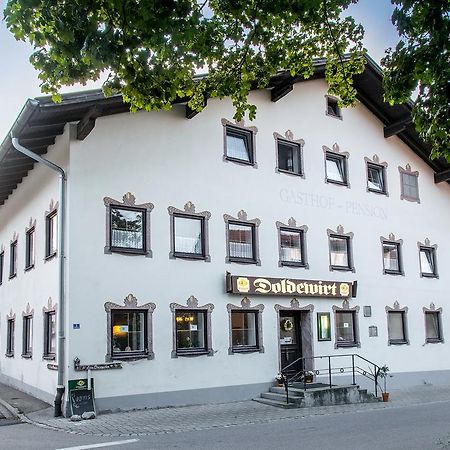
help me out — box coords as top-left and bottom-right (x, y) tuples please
(6, 309), (15, 358)
(170, 295), (214, 358)
(381, 233), (404, 276)
(274, 130), (305, 178)
(327, 225), (355, 272)
(43, 297), (57, 360)
(325, 95), (343, 120)
(385, 301), (409, 345)
(25, 217), (36, 271)
(417, 238), (438, 279)
(221, 118), (258, 168)
(276, 217), (309, 268)
(224, 210), (261, 266)
(168, 201), (211, 262)
(323, 143), (350, 187)
(0, 246), (4, 285)
(22, 303), (34, 359)
(333, 300), (360, 349)
(104, 293), (156, 361)
(365, 154), (388, 196)
(227, 297), (264, 355)
(398, 164), (420, 203)
(45, 199), (58, 261)
(9, 232), (18, 279)
(103, 192), (154, 257)
(275, 299), (315, 371)
(423, 302), (444, 344)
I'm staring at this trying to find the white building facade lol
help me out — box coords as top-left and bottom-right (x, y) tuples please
(1, 59), (450, 414)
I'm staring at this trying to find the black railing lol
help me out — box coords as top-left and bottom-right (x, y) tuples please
(281, 353), (383, 405)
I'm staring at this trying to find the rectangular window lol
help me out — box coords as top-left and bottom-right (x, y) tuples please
(335, 311), (357, 346)
(25, 228), (35, 270)
(383, 242), (402, 274)
(173, 215), (204, 257)
(0, 252), (4, 285)
(277, 140), (302, 175)
(22, 316), (33, 357)
(326, 97), (342, 118)
(367, 163), (386, 194)
(110, 207), (145, 252)
(329, 235), (350, 270)
(280, 228), (304, 265)
(9, 241), (17, 278)
(317, 312), (331, 341)
(6, 319), (14, 356)
(387, 311), (407, 344)
(44, 312), (56, 357)
(425, 312), (442, 343)
(46, 212), (58, 258)
(228, 222), (255, 262)
(401, 172), (419, 201)
(325, 153), (347, 185)
(225, 126), (253, 163)
(175, 310), (207, 354)
(111, 310), (147, 357)
(419, 247), (437, 277)
(231, 311), (258, 351)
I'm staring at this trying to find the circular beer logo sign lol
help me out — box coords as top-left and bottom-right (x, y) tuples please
(237, 277), (250, 293)
(339, 283), (350, 297)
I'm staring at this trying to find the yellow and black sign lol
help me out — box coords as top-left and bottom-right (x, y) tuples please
(226, 273), (356, 298)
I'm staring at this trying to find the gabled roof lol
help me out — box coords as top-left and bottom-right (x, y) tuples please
(0, 56), (448, 207)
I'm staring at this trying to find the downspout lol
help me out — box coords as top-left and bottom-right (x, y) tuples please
(11, 136), (67, 417)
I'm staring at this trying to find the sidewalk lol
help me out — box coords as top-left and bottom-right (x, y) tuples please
(15, 385), (450, 437)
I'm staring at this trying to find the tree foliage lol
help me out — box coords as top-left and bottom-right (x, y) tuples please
(3, 0), (449, 160)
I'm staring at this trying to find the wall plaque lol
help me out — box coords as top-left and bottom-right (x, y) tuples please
(226, 273), (356, 298)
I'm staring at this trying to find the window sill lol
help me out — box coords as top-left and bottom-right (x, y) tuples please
(425, 338), (443, 344)
(325, 111), (343, 120)
(383, 270), (404, 276)
(175, 350), (211, 358)
(227, 257), (259, 265)
(5, 353), (14, 358)
(21, 354), (32, 359)
(421, 273), (438, 279)
(335, 342), (359, 348)
(171, 253), (209, 262)
(280, 261), (308, 269)
(225, 156), (256, 167)
(111, 353), (150, 361)
(8, 274), (17, 280)
(326, 179), (348, 187)
(367, 187), (388, 196)
(24, 264), (35, 272)
(277, 168), (304, 178)
(330, 265), (354, 272)
(388, 340), (409, 346)
(230, 347), (261, 354)
(44, 252), (57, 262)
(108, 247), (148, 256)
(43, 354), (56, 361)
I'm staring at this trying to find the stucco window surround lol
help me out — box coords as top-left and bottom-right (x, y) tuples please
(170, 295), (214, 358)
(168, 201), (211, 262)
(325, 95), (343, 120)
(327, 225), (355, 272)
(398, 164), (420, 203)
(45, 199), (58, 261)
(423, 303), (444, 344)
(221, 118), (258, 167)
(323, 143), (350, 187)
(9, 232), (18, 280)
(103, 192), (154, 257)
(365, 154), (388, 196)
(6, 309), (15, 358)
(43, 297), (57, 360)
(22, 303), (34, 359)
(224, 210), (261, 266)
(0, 246), (4, 286)
(274, 299), (315, 371)
(274, 130), (305, 178)
(227, 297), (264, 355)
(417, 238), (438, 279)
(385, 301), (409, 346)
(333, 300), (360, 349)
(381, 233), (404, 276)
(104, 293), (156, 361)
(276, 218), (309, 268)
(25, 217), (36, 272)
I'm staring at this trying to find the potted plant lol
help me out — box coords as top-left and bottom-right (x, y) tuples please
(301, 370), (314, 383)
(378, 365), (390, 402)
(275, 373), (285, 387)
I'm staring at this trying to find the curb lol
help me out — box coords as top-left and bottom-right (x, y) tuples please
(0, 396), (21, 420)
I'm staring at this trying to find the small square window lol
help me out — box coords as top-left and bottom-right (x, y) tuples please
(317, 313), (331, 341)
(175, 310), (207, 354)
(419, 247), (437, 278)
(387, 311), (407, 345)
(173, 215), (205, 258)
(383, 242), (402, 275)
(22, 316), (33, 357)
(335, 311), (357, 347)
(44, 312), (56, 358)
(329, 235), (351, 270)
(228, 222), (256, 263)
(367, 163), (386, 194)
(25, 228), (35, 270)
(225, 126), (254, 164)
(111, 310), (147, 357)
(45, 212), (58, 258)
(279, 228), (305, 266)
(326, 97), (342, 119)
(425, 312), (442, 343)
(369, 325), (378, 337)
(326, 153), (347, 185)
(231, 311), (259, 351)
(110, 206), (146, 253)
(6, 318), (14, 356)
(9, 241), (17, 279)
(277, 140), (302, 176)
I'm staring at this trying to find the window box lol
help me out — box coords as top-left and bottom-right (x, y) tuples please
(323, 143), (349, 187)
(222, 118), (258, 167)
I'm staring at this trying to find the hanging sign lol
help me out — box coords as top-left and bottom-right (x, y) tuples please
(226, 273), (356, 298)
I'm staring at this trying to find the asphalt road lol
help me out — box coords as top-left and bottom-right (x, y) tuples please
(1, 399), (450, 450)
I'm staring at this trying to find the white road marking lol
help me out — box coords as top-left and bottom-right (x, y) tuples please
(56, 438), (139, 450)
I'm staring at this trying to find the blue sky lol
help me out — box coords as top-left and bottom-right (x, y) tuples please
(0, 0), (399, 138)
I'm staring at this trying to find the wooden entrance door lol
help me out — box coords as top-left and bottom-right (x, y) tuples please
(279, 312), (303, 374)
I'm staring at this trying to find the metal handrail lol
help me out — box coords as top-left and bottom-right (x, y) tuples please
(280, 353), (384, 405)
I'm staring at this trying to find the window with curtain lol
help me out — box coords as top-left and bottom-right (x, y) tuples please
(173, 215), (204, 257)
(383, 242), (401, 274)
(225, 126), (253, 163)
(326, 153), (347, 184)
(231, 311), (258, 350)
(280, 229), (304, 264)
(367, 164), (385, 193)
(228, 223), (255, 261)
(110, 207), (145, 251)
(335, 311), (356, 345)
(277, 140), (302, 175)
(329, 236), (350, 269)
(425, 312), (442, 342)
(111, 310), (147, 356)
(175, 310), (207, 353)
(419, 247), (436, 277)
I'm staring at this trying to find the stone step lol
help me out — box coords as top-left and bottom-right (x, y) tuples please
(269, 386), (305, 396)
(260, 392), (303, 405)
(252, 397), (298, 409)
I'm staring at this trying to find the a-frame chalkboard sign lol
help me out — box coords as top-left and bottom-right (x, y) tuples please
(68, 378), (96, 417)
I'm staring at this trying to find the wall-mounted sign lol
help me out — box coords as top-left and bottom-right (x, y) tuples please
(226, 273), (356, 298)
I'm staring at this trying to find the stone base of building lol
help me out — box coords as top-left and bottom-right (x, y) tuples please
(0, 373), (54, 406)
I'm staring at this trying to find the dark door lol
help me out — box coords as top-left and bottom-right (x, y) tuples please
(279, 312), (303, 374)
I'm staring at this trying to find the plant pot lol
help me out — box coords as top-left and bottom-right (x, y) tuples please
(382, 392), (389, 402)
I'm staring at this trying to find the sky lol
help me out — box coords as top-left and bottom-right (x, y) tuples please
(0, 0), (399, 139)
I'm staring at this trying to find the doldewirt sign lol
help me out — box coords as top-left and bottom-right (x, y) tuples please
(226, 273), (356, 298)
